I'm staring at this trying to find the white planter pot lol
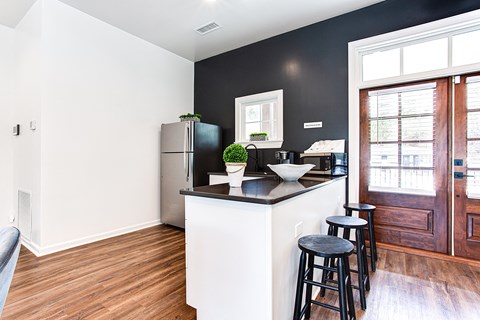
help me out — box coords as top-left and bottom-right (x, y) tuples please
(225, 163), (246, 187)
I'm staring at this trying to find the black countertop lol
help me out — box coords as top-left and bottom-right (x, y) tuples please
(208, 171), (277, 178)
(180, 175), (347, 205)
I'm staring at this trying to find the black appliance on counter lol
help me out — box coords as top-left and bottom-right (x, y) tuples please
(300, 152), (347, 176)
(275, 151), (296, 164)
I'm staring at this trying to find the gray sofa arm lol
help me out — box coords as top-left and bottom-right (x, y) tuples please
(0, 227), (21, 316)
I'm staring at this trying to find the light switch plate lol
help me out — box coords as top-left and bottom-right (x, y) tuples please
(13, 124), (19, 136)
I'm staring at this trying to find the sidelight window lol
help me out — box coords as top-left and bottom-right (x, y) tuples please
(367, 82), (437, 194)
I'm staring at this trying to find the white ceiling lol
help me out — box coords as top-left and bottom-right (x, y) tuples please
(0, 0), (384, 62)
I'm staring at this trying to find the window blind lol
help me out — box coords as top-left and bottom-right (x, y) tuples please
(368, 82), (436, 193)
(466, 76), (480, 198)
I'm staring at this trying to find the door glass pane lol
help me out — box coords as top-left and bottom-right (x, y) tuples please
(452, 29), (480, 67)
(467, 81), (480, 110)
(467, 170), (480, 197)
(363, 48), (400, 81)
(370, 144), (398, 167)
(401, 143), (433, 167)
(468, 141), (480, 169)
(367, 82), (436, 194)
(400, 89), (435, 115)
(370, 168), (398, 188)
(404, 38), (448, 74)
(467, 78), (480, 197)
(370, 119), (398, 142)
(400, 169), (434, 190)
(467, 112), (480, 139)
(402, 116), (433, 141)
(376, 94), (399, 117)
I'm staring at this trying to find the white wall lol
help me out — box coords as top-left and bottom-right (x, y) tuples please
(12, 0), (43, 244)
(0, 25), (14, 227)
(38, 0), (193, 251)
(8, 0), (194, 254)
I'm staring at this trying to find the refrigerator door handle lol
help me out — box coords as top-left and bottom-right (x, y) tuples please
(186, 153), (190, 183)
(184, 123), (189, 152)
(185, 125), (190, 182)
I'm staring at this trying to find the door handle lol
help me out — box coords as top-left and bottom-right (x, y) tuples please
(454, 172), (475, 179)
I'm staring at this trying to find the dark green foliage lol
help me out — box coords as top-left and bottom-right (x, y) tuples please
(249, 132), (268, 137)
(223, 143), (248, 163)
(179, 113), (202, 119)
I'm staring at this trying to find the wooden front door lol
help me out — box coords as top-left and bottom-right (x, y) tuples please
(359, 79), (449, 253)
(453, 73), (480, 259)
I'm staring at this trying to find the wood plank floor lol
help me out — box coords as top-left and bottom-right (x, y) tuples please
(2, 225), (480, 319)
(2, 225), (196, 320)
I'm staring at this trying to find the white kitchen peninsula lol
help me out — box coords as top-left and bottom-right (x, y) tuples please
(180, 176), (346, 320)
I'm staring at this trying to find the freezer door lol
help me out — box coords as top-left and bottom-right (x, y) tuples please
(161, 122), (194, 153)
(161, 152), (193, 228)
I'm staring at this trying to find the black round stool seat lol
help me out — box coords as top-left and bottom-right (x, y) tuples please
(344, 203), (376, 211)
(326, 216), (368, 229)
(298, 235), (354, 258)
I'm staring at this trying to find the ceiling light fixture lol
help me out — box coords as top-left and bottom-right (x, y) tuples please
(195, 22), (221, 35)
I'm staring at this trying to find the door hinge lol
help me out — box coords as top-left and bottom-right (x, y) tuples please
(454, 76), (461, 84)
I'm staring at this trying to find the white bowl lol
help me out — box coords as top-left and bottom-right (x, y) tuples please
(267, 164), (315, 182)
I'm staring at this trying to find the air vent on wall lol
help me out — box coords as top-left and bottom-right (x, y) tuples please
(18, 190), (32, 241)
(195, 22), (221, 35)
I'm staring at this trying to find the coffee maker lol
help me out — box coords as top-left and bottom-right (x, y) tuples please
(275, 151), (295, 164)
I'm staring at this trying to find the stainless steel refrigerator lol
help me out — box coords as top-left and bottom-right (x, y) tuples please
(161, 121), (222, 228)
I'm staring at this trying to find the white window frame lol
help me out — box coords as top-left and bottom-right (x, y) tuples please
(235, 89), (284, 149)
(348, 9), (480, 203)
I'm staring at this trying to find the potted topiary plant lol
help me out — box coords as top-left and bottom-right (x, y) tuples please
(179, 113), (202, 122)
(223, 143), (248, 187)
(249, 132), (268, 141)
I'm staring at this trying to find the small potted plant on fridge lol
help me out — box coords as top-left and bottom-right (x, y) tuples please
(179, 113), (202, 122)
(223, 143), (248, 187)
(249, 132), (268, 141)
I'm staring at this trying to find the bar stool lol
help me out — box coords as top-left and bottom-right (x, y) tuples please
(293, 235), (356, 320)
(344, 203), (378, 272)
(321, 216), (370, 310)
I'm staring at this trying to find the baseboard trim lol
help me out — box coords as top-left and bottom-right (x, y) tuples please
(21, 237), (42, 256)
(377, 242), (480, 268)
(21, 220), (162, 257)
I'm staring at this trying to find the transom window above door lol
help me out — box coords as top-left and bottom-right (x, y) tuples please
(366, 82), (438, 195)
(360, 27), (480, 83)
(235, 89), (283, 148)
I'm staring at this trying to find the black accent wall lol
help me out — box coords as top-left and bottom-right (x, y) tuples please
(194, 0), (480, 171)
